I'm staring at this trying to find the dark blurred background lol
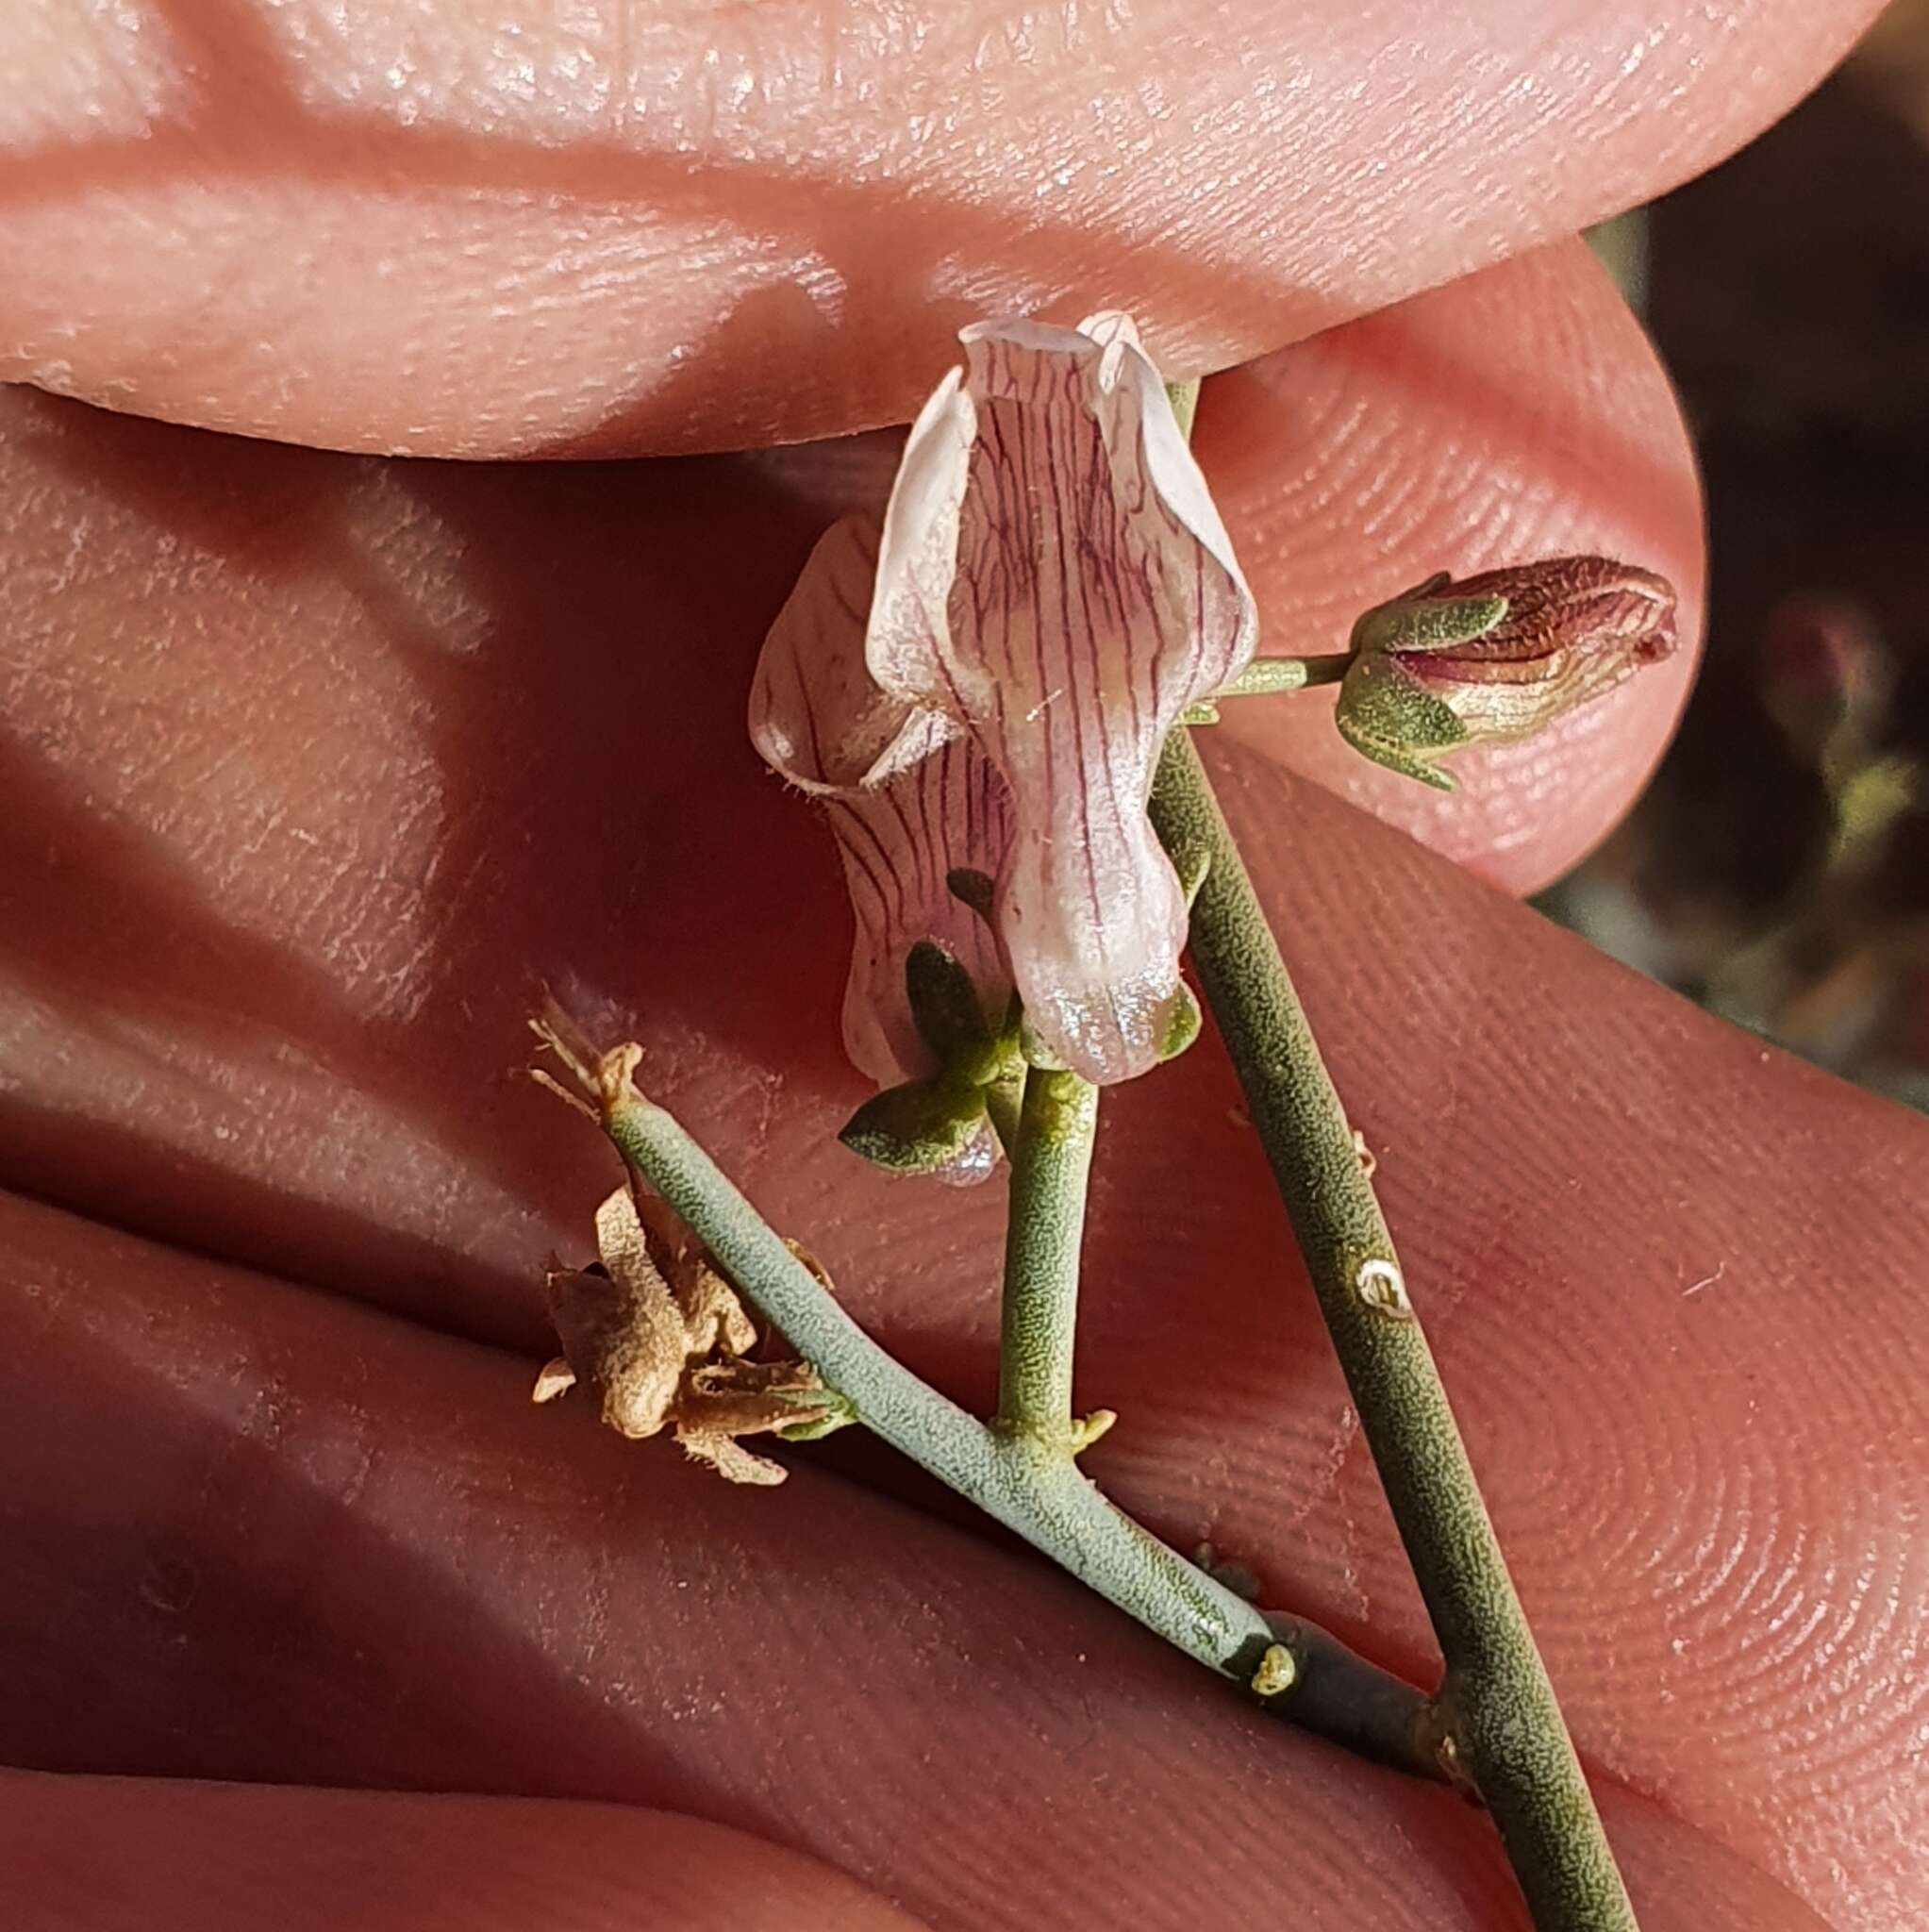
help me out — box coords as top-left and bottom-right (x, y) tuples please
(1544, 1), (1929, 1111)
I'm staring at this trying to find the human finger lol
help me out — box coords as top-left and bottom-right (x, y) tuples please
(0, 0), (1882, 455)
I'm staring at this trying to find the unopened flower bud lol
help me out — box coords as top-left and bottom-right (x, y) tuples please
(1336, 558), (1677, 791)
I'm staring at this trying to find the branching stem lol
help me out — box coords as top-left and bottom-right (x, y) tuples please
(1146, 724), (1638, 1932)
(557, 1053), (1437, 1779)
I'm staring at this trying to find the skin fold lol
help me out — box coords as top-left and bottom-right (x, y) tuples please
(0, 3), (1921, 1928)
(0, 1776), (929, 1932)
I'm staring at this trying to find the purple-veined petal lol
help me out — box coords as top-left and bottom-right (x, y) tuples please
(749, 514), (1013, 1087)
(866, 314), (1259, 1083)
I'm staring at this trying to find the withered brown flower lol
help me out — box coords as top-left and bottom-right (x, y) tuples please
(535, 1184), (839, 1487)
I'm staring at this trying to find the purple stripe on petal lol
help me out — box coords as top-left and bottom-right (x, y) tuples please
(763, 315), (1257, 1089)
(751, 512), (1015, 1089)
(859, 319), (1256, 1081)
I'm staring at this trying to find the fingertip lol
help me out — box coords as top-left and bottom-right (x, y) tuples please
(0, 0), (1882, 454)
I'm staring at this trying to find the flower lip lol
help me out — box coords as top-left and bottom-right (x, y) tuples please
(860, 309), (1258, 1085)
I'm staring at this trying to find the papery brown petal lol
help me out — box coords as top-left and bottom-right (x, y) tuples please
(676, 1258), (759, 1361)
(675, 1429), (790, 1487)
(542, 1190), (690, 1441)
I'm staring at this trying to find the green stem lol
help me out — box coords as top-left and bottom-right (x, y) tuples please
(1186, 656), (1353, 724)
(983, 1071), (1025, 1161)
(996, 1066), (1098, 1442)
(587, 1071), (1437, 1778)
(1148, 725), (1638, 1932)
(1218, 655), (1352, 697)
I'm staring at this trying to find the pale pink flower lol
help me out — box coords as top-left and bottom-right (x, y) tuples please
(751, 515), (1013, 1087)
(753, 313), (1257, 1086)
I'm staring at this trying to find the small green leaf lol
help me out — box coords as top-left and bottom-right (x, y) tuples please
(1068, 1407), (1117, 1453)
(840, 1075), (989, 1174)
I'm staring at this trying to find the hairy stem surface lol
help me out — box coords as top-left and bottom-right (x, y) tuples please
(1148, 724), (1638, 1932)
(997, 1066), (1098, 1442)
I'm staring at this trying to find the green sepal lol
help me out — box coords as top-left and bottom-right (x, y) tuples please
(1018, 1016), (1071, 1073)
(1159, 981), (1203, 1061)
(984, 996), (1028, 1089)
(840, 1074), (990, 1174)
(905, 940), (993, 1073)
(982, 1070), (1025, 1155)
(1352, 582), (1508, 655)
(777, 1413), (853, 1442)
(777, 1389), (859, 1441)
(1165, 377), (1200, 441)
(1333, 650), (1470, 792)
(1172, 842), (1211, 910)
